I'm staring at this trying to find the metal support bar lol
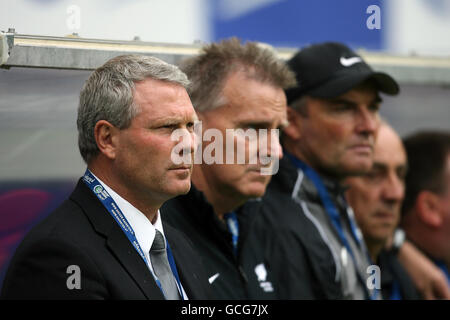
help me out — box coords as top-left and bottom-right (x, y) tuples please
(1, 33), (203, 69)
(2, 31), (450, 85)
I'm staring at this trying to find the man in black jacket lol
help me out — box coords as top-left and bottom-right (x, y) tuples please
(161, 38), (296, 299)
(1, 55), (212, 300)
(345, 121), (421, 299)
(254, 42), (400, 299)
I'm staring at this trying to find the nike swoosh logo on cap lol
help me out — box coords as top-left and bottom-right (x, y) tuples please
(208, 273), (220, 284)
(340, 56), (362, 67)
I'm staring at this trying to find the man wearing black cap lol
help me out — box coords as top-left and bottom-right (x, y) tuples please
(251, 42), (399, 299)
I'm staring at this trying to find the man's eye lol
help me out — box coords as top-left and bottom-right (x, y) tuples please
(242, 125), (258, 130)
(334, 104), (353, 111)
(365, 171), (384, 183)
(328, 103), (352, 113)
(159, 124), (176, 130)
(397, 169), (407, 181)
(369, 103), (380, 112)
(186, 122), (195, 132)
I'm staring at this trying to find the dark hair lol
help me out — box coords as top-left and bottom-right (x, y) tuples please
(402, 131), (450, 214)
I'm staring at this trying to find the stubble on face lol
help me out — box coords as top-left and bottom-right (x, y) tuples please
(294, 85), (380, 180)
(193, 71), (287, 213)
(113, 79), (197, 210)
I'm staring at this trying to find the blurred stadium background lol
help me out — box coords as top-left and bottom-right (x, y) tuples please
(1, 0), (449, 287)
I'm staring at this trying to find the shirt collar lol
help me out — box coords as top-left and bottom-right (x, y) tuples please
(89, 171), (164, 256)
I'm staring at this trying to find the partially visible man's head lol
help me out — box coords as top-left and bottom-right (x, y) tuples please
(346, 122), (407, 248)
(182, 38), (296, 205)
(77, 55), (197, 205)
(78, 54), (191, 163)
(401, 131), (450, 262)
(282, 42), (399, 180)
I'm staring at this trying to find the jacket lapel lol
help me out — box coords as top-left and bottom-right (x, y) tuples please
(70, 179), (164, 300)
(106, 225), (164, 299)
(164, 223), (203, 299)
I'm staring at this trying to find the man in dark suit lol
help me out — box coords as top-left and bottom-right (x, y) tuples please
(1, 55), (212, 300)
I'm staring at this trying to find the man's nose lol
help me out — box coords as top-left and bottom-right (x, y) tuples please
(269, 131), (283, 159)
(356, 108), (379, 136)
(382, 173), (405, 204)
(176, 128), (196, 157)
(260, 129), (283, 160)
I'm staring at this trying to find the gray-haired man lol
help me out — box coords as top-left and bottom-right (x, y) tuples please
(1, 55), (212, 300)
(161, 38), (296, 299)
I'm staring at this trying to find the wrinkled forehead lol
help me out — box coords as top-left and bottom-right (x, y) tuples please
(373, 126), (407, 168)
(212, 74), (288, 123)
(132, 80), (196, 122)
(335, 85), (381, 105)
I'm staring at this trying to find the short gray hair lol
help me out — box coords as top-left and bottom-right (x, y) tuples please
(77, 54), (190, 164)
(180, 37), (297, 112)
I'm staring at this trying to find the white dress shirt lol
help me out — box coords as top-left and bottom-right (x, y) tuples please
(91, 172), (188, 299)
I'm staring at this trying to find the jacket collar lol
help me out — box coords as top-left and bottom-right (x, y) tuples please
(170, 184), (260, 260)
(70, 178), (164, 300)
(273, 155), (348, 201)
(162, 222), (208, 299)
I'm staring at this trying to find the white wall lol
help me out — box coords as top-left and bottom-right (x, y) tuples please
(3, 0), (450, 56)
(386, 0), (450, 56)
(1, 0), (210, 44)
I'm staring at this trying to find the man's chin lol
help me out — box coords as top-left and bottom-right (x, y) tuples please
(167, 181), (192, 197)
(342, 162), (373, 177)
(241, 183), (268, 199)
(179, 182), (192, 195)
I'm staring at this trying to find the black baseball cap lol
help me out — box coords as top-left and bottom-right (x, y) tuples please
(285, 42), (399, 104)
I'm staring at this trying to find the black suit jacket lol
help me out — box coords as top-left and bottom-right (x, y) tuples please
(1, 179), (212, 300)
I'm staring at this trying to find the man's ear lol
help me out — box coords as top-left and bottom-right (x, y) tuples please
(416, 191), (443, 228)
(283, 106), (302, 141)
(94, 120), (120, 160)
